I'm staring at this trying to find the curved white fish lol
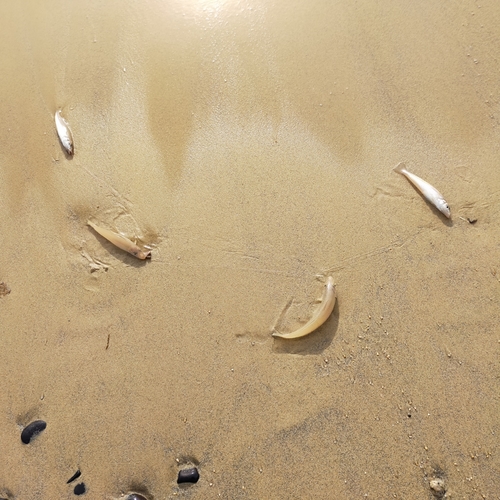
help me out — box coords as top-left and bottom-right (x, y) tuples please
(55, 110), (74, 155)
(394, 163), (450, 218)
(273, 276), (336, 339)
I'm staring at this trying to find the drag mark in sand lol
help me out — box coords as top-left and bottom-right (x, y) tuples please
(325, 229), (424, 275)
(273, 276), (336, 339)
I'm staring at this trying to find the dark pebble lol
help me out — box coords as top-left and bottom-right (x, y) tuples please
(67, 469), (81, 484)
(126, 495), (148, 500)
(0, 489), (13, 500)
(0, 282), (10, 296)
(21, 420), (47, 444)
(73, 483), (86, 495)
(177, 467), (200, 484)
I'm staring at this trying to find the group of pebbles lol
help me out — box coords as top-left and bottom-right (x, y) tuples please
(11, 419), (200, 498)
(13, 417), (447, 497)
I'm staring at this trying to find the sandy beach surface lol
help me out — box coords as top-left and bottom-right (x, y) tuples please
(1, 1), (499, 498)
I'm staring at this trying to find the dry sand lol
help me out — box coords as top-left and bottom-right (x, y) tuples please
(1, 1), (499, 498)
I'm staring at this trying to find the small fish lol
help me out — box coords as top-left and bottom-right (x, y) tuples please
(394, 163), (451, 218)
(88, 221), (151, 260)
(273, 276), (336, 339)
(55, 109), (74, 155)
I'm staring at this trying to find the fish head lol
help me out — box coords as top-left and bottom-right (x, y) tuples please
(133, 250), (152, 260)
(325, 276), (336, 290)
(436, 198), (451, 218)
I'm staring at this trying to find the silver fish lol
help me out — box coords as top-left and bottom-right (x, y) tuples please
(55, 110), (74, 155)
(394, 163), (450, 218)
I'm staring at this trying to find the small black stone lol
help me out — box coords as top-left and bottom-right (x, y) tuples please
(0, 488), (13, 500)
(73, 483), (86, 495)
(126, 495), (148, 500)
(177, 467), (200, 484)
(21, 420), (47, 444)
(67, 469), (81, 484)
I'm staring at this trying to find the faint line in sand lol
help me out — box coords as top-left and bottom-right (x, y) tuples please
(152, 229), (425, 278)
(81, 166), (134, 209)
(325, 229), (423, 275)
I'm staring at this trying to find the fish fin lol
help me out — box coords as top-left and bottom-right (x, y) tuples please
(393, 162), (406, 174)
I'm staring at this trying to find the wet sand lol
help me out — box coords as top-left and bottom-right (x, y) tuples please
(1, 0), (499, 498)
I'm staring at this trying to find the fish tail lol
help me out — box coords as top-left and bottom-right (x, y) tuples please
(271, 328), (283, 338)
(393, 162), (407, 174)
